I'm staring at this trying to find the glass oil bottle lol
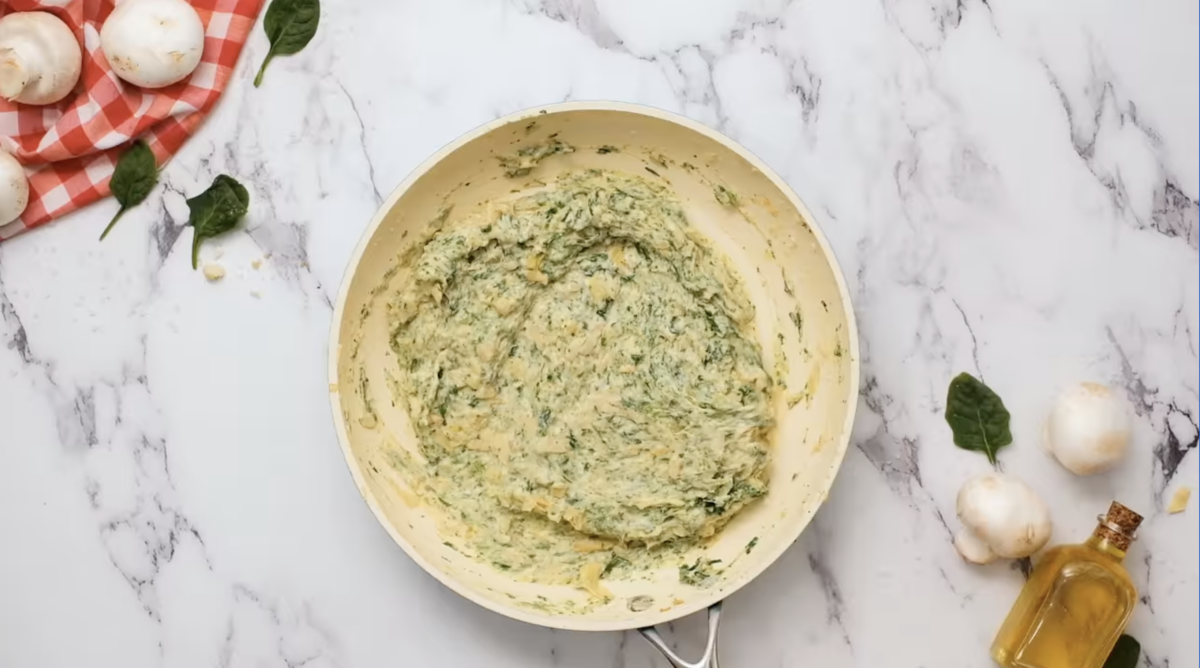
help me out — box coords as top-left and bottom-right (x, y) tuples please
(991, 501), (1144, 668)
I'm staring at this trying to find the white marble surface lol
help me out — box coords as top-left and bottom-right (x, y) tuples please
(1, 0), (1197, 666)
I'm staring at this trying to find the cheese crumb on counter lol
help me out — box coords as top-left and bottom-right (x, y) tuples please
(1168, 487), (1191, 514)
(202, 263), (226, 281)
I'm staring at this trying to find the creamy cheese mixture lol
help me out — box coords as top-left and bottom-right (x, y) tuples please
(386, 169), (774, 592)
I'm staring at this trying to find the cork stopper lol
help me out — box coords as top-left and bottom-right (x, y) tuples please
(1095, 501), (1144, 552)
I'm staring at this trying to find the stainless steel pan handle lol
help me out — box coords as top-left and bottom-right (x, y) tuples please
(638, 602), (723, 668)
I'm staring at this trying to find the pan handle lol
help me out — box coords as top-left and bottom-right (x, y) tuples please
(638, 602), (723, 668)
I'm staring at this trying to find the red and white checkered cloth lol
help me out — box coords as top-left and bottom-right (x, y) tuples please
(0, 0), (264, 240)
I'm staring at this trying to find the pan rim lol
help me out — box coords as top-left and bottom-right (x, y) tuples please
(327, 100), (861, 632)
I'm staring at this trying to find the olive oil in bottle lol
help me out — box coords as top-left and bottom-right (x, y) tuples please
(991, 502), (1143, 668)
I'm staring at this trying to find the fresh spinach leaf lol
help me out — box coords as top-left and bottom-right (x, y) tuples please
(101, 140), (157, 240)
(254, 0), (320, 87)
(185, 175), (249, 269)
(1102, 635), (1140, 668)
(945, 372), (1012, 464)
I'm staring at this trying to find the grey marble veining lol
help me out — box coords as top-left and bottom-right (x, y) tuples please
(0, 0), (1195, 666)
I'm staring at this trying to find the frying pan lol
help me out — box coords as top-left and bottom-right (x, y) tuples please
(328, 102), (859, 667)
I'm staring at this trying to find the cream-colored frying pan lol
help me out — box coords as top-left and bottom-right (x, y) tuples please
(328, 102), (859, 667)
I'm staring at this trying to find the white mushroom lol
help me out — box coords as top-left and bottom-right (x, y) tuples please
(1043, 382), (1131, 476)
(100, 0), (205, 89)
(0, 151), (29, 226)
(0, 11), (83, 105)
(955, 473), (1052, 561)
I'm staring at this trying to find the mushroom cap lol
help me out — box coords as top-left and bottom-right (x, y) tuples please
(0, 151), (30, 226)
(0, 11), (83, 105)
(1044, 382), (1131, 476)
(101, 0), (205, 89)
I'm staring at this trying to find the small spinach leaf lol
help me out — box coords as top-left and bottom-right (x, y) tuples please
(185, 175), (249, 269)
(944, 372), (1012, 464)
(1102, 635), (1140, 668)
(101, 140), (157, 240)
(254, 0), (320, 87)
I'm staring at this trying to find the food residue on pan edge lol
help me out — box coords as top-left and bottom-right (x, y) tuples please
(498, 138), (574, 178)
(381, 168), (775, 599)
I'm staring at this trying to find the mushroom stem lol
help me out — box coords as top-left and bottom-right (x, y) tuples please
(954, 528), (998, 565)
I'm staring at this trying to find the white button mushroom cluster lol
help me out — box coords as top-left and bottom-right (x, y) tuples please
(0, 0), (206, 108)
(0, 151), (29, 226)
(101, 0), (206, 89)
(0, 11), (82, 105)
(954, 473), (1052, 564)
(1043, 382), (1132, 476)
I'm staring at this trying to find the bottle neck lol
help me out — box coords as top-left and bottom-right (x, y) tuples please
(1086, 528), (1129, 561)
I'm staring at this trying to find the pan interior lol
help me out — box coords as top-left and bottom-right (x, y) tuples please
(330, 104), (858, 631)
